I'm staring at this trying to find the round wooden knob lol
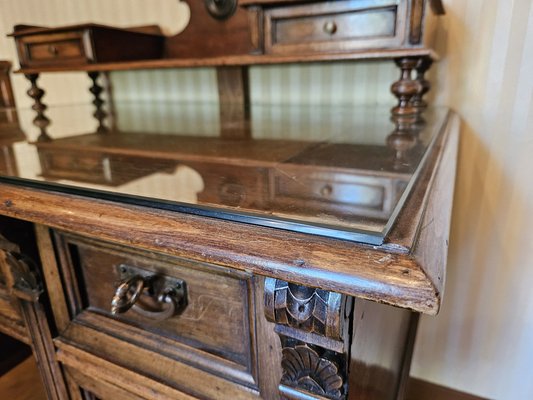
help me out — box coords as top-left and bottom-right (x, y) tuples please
(320, 184), (333, 197)
(323, 21), (337, 35)
(48, 45), (58, 56)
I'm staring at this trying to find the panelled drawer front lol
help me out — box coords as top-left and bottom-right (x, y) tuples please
(269, 169), (399, 220)
(265, 0), (407, 54)
(18, 31), (90, 67)
(53, 233), (259, 395)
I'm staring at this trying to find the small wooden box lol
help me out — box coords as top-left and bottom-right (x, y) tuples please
(10, 24), (165, 68)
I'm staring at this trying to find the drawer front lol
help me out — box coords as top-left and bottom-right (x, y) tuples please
(37, 149), (177, 186)
(17, 31), (90, 67)
(188, 162), (268, 208)
(53, 233), (261, 396)
(39, 150), (109, 183)
(264, 0), (407, 55)
(269, 169), (401, 220)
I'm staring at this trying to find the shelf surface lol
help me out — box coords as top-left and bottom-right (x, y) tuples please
(14, 48), (437, 74)
(0, 102), (449, 245)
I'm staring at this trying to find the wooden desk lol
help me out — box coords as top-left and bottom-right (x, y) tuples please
(0, 2), (455, 399)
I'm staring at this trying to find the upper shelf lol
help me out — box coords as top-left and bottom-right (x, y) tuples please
(10, 0), (444, 74)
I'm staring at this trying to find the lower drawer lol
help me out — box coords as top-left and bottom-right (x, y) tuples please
(52, 232), (264, 399)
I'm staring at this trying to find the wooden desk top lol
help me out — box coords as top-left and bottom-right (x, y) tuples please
(0, 102), (459, 314)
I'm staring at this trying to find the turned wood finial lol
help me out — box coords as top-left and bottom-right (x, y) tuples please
(391, 57), (422, 122)
(88, 72), (108, 133)
(411, 57), (433, 112)
(25, 74), (51, 142)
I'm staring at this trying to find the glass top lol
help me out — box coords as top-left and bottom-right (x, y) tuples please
(0, 102), (448, 244)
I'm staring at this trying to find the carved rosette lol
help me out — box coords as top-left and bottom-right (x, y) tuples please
(281, 343), (344, 399)
(264, 278), (350, 400)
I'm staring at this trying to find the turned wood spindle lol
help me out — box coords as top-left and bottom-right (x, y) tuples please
(25, 73), (51, 142)
(411, 57), (433, 112)
(88, 71), (108, 133)
(390, 58), (422, 122)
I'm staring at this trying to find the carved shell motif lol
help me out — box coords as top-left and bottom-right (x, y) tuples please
(281, 345), (343, 399)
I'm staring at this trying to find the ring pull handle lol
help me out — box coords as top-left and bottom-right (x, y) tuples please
(111, 265), (187, 322)
(111, 275), (145, 314)
(132, 288), (178, 321)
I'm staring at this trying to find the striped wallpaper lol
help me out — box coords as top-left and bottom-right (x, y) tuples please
(1, 1), (533, 399)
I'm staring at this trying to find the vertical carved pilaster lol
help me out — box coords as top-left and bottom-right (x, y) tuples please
(411, 57), (433, 113)
(25, 74), (51, 142)
(0, 234), (69, 400)
(88, 72), (108, 133)
(265, 278), (352, 400)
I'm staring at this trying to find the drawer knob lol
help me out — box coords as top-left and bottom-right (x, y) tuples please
(320, 184), (333, 197)
(111, 270), (186, 321)
(323, 21), (337, 35)
(48, 45), (58, 56)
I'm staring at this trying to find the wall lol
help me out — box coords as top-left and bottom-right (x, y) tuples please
(1, 1), (532, 399)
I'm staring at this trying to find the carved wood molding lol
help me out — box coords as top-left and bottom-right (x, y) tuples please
(264, 278), (351, 400)
(0, 233), (69, 400)
(280, 339), (346, 400)
(264, 277), (344, 339)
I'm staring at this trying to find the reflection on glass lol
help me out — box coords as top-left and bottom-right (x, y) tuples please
(0, 102), (448, 244)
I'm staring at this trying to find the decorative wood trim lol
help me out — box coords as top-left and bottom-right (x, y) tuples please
(265, 278), (351, 399)
(0, 235), (69, 400)
(13, 48), (438, 74)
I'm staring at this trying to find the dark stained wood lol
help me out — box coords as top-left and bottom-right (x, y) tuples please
(1, 3), (454, 398)
(262, 0), (407, 56)
(11, 24), (164, 68)
(14, 48), (438, 74)
(217, 66), (251, 138)
(0, 116), (456, 316)
(164, 0), (253, 58)
(24, 73), (51, 142)
(0, 225), (69, 400)
(58, 233), (256, 372)
(0, 61), (16, 108)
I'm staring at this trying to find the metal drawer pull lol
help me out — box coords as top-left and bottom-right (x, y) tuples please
(111, 265), (186, 322)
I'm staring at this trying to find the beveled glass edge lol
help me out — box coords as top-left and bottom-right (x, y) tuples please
(0, 175), (384, 245)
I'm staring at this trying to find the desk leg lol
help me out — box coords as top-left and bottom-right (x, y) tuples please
(264, 278), (352, 400)
(24, 73), (51, 142)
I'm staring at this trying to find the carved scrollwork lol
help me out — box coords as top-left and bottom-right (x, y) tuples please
(204, 0), (237, 20)
(264, 278), (343, 340)
(281, 343), (344, 399)
(0, 234), (42, 300)
(264, 278), (350, 399)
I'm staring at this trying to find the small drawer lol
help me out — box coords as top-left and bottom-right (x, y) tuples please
(52, 233), (261, 397)
(269, 169), (398, 220)
(264, 0), (407, 55)
(187, 161), (268, 208)
(37, 148), (177, 186)
(17, 31), (90, 67)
